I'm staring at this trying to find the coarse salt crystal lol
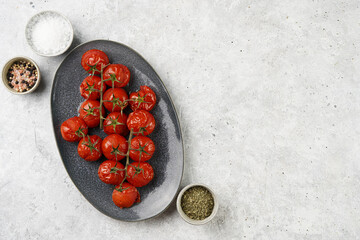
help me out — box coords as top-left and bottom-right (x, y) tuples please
(30, 14), (72, 55)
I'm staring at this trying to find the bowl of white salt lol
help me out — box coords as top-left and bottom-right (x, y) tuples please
(25, 11), (73, 57)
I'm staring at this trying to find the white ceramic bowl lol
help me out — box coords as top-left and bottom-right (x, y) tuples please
(2, 56), (41, 95)
(25, 11), (73, 56)
(176, 183), (219, 225)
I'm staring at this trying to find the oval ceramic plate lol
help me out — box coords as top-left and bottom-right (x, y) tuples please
(51, 40), (183, 221)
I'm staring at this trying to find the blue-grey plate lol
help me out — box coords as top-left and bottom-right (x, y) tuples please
(51, 40), (184, 221)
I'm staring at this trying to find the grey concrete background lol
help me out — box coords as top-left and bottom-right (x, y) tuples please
(0, 0), (359, 239)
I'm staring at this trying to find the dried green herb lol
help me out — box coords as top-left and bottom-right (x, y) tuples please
(181, 186), (214, 220)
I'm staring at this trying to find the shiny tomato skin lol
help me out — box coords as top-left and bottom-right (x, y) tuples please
(129, 136), (155, 161)
(103, 88), (128, 112)
(103, 112), (129, 136)
(98, 160), (125, 185)
(127, 162), (154, 187)
(103, 64), (130, 88)
(129, 86), (157, 111)
(81, 49), (109, 74)
(60, 116), (88, 142)
(77, 135), (102, 161)
(112, 183), (140, 208)
(79, 100), (105, 128)
(80, 75), (105, 100)
(127, 110), (155, 136)
(101, 134), (128, 161)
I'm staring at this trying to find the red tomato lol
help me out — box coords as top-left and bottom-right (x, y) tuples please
(60, 116), (88, 142)
(98, 160), (125, 185)
(127, 162), (154, 187)
(77, 135), (102, 161)
(103, 64), (130, 88)
(129, 86), (156, 111)
(129, 136), (155, 161)
(80, 75), (105, 100)
(127, 110), (155, 136)
(79, 100), (105, 128)
(101, 134), (128, 161)
(112, 182), (140, 208)
(103, 112), (129, 136)
(81, 49), (109, 74)
(103, 88), (128, 112)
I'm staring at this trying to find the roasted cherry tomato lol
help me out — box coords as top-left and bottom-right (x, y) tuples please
(60, 116), (88, 142)
(112, 182), (140, 208)
(98, 160), (125, 185)
(101, 134), (128, 161)
(127, 162), (154, 187)
(77, 135), (102, 161)
(103, 64), (130, 88)
(80, 75), (105, 100)
(127, 110), (155, 135)
(129, 86), (156, 111)
(81, 49), (109, 74)
(103, 112), (129, 136)
(129, 136), (155, 161)
(79, 100), (105, 128)
(103, 88), (128, 112)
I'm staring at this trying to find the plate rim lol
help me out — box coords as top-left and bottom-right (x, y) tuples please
(50, 39), (184, 222)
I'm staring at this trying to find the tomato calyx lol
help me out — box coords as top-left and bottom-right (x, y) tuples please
(129, 163), (145, 178)
(103, 94), (127, 112)
(75, 126), (87, 138)
(104, 73), (123, 89)
(86, 62), (100, 76)
(129, 93), (151, 110)
(84, 81), (100, 97)
(105, 114), (125, 132)
(82, 136), (100, 154)
(130, 140), (151, 161)
(82, 104), (99, 117)
(109, 161), (126, 174)
(110, 166), (126, 174)
(133, 123), (151, 136)
(115, 185), (130, 192)
(111, 145), (126, 161)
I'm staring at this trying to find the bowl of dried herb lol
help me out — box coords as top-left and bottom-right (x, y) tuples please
(176, 183), (218, 225)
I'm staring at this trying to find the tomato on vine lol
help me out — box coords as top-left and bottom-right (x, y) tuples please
(127, 162), (154, 187)
(127, 110), (155, 135)
(61, 116), (88, 142)
(79, 100), (105, 128)
(80, 75), (105, 100)
(129, 86), (156, 111)
(112, 182), (140, 208)
(103, 112), (129, 136)
(129, 136), (155, 161)
(81, 49), (109, 74)
(77, 135), (102, 161)
(101, 134), (128, 161)
(103, 88), (128, 112)
(103, 64), (130, 88)
(98, 160), (125, 185)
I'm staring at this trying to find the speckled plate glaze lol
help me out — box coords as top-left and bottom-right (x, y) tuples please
(51, 40), (183, 221)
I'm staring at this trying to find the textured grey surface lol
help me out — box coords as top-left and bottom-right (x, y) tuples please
(51, 40), (183, 221)
(0, 0), (360, 239)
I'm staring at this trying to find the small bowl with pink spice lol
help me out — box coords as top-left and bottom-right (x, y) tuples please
(25, 11), (73, 56)
(2, 56), (41, 94)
